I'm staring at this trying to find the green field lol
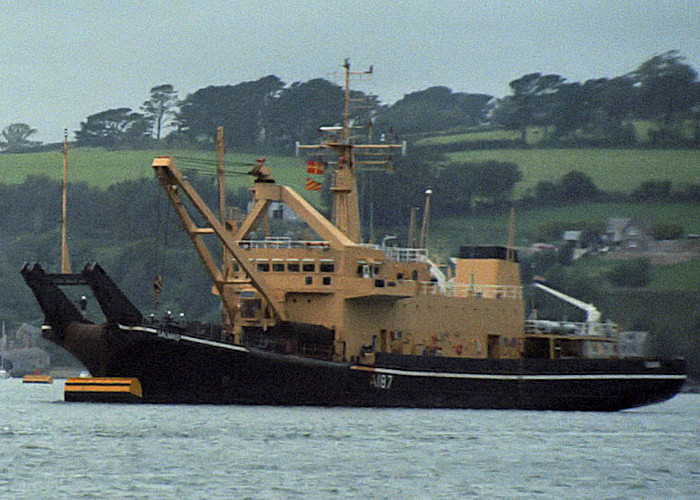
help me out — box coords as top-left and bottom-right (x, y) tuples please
(447, 148), (700, 196)
(651, 258), (700, 292)
(416, 120), (697, 146)
(0, 148), (307, 191)
(415, 128), (523, 145)
(2, 147), (698, 200)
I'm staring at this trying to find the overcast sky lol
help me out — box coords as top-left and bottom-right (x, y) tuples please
(2, 0), (699, 143)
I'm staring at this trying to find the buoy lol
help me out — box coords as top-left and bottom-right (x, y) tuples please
(22, 374), (53, 384)
(64, 377), (143, 403)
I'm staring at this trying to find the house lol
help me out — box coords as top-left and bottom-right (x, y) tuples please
(604, 217), (651, 250)
(562, 230), (583, 246)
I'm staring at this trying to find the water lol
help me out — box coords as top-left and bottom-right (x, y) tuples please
(0, 379), (697, 499)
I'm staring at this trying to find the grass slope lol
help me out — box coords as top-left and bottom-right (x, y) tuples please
(3, 146), (698, 199)
(0, 148), (306, 191)
(447, 148), (700, 197)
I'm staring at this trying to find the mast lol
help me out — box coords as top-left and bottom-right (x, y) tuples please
(216, 126), (232, 275)
(1, 322), (5, 373)
(61, 129), (71, 274)
(298, 59), (401, 243)
(419, 189), (432, 249)
(217, 126), (226, 223)
(506, 206), (516, 261)
(407, 206), (418, 248)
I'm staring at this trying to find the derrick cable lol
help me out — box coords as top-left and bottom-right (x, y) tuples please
(178, 165), (250, 178)
(171, 155), (255, 176)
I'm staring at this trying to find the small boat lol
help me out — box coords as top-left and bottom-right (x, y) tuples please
(0, 323), (9, 379)
(22, 374), (53, 384)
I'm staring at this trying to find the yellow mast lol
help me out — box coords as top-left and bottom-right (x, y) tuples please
(419, 189), (432, 249)
(407, 206), (418, 248)
(299, 60), (401, 243)
(506, 206), (515, 261)
(61, 129), (71, 274)
(217, 126), (226, 223)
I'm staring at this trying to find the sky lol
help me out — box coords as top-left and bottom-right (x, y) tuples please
(2, 0), (699, 143)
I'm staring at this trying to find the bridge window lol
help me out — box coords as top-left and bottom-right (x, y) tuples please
(256, 261), (270, 272)
(287, 260), (300, 272)
(302, 260), (315, 273)
(320, 260), (335, 273)
(272, 260), (285, 272)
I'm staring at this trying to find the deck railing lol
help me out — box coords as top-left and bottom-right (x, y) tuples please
(525, 319), (619, 338)
(361, 244), (428, 262)
(237, 238), (330, 249)
(417, 281), (523, 300)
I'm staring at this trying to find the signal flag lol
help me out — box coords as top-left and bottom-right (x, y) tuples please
(305, 177), (322, 191)
(307, 160), (324, 175)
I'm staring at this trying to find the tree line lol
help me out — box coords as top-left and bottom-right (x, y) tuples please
(2, 51), (698, 154)
(491, 51), (700, 146)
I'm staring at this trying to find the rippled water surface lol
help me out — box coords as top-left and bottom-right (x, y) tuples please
(0, 379), (697, 498)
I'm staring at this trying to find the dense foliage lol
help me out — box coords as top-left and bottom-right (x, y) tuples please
(7, 50), (684, 152)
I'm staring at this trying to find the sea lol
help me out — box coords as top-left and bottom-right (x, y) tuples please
(0, 379), (697, 499)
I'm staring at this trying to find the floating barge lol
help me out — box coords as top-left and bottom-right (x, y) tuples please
(64, 377), (142, 403)
(22, 374), (53, 384)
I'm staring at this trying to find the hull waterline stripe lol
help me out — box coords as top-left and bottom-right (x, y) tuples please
(351, 365), (686, 381)
(117, 324), (251, 353)
(179, 335), (250, 353)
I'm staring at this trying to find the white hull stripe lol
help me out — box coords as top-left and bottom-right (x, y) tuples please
(351, 365), (686, 381)
(117, 324), (250, 353)
(179, 335), (250, 353)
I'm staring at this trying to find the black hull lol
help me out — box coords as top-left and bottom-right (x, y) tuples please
(69, 324), (686, 411)
(20, 263), (687, 410)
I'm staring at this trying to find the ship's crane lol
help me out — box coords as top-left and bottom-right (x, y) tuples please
(533, 282), (601, 324)
(152, 156), (287, 324)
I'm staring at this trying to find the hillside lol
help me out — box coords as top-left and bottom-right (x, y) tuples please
(447, 148), (700, 197)
(1, 146), (699, 198)
(0, 148), (304, 192)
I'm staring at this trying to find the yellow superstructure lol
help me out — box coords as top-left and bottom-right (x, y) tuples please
(151, 61), (619, 367)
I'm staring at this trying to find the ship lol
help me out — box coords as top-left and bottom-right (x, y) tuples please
(22, 61), (685, 409)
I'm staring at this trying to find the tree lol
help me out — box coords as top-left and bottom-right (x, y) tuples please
(606, 259), (651, 287)
(504, 73), (565, 142)
(262, 78), (346, 150)
(586, 77), (636, 142)
(631, 180), (672, 201)
(558, 171), (598, 202)
(1, 123), (40, 152)
(75, 108), (149, 148)
(374, 86), (491, 135)
(175, 75), (284, 149)
(142, 84), (178, 141)
(431, 161), (521, 215)
(630, 51), (698, 125)
(533, 171), (598, 205)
